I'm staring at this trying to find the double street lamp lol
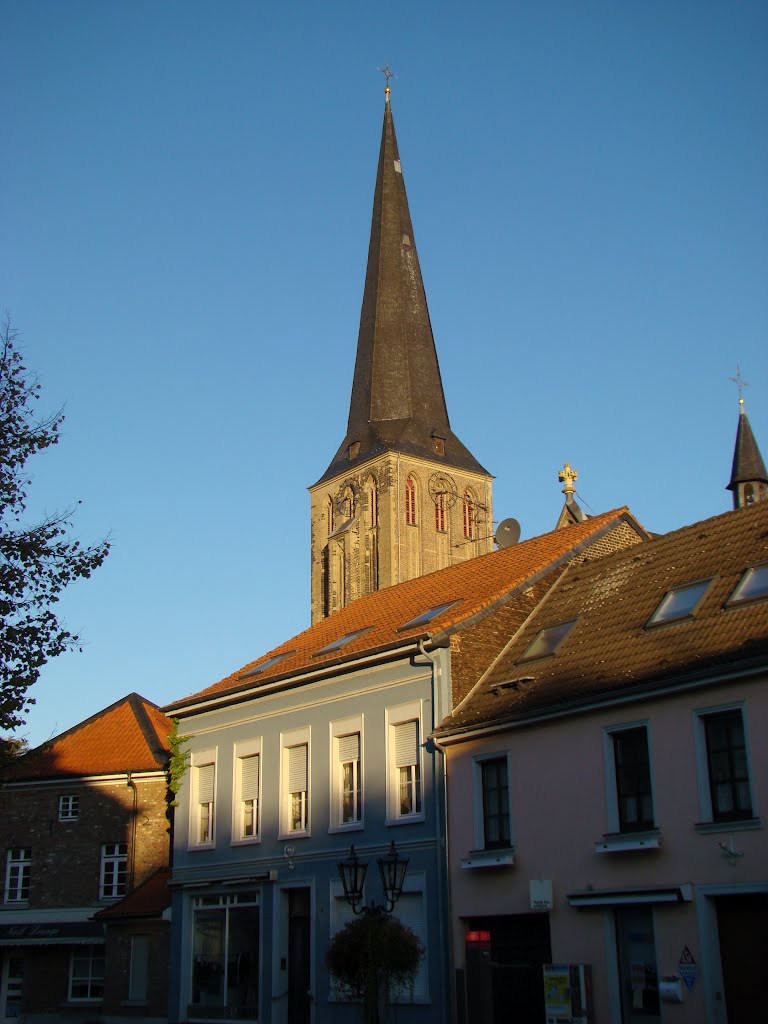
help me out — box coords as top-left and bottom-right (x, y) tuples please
(337, 841), (409, 915)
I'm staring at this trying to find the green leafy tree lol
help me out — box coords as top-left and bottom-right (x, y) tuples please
(0, 317), (109, 731)
(326, 910), (424, 1023)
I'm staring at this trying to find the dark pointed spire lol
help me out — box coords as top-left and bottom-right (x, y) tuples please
(316, 94), (488, 484)
(727, 398), (768, 507)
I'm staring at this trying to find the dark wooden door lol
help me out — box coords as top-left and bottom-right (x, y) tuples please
(287, 888), (311, 1024)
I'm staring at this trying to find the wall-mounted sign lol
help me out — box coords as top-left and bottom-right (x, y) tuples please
(530, 879), (553, 911)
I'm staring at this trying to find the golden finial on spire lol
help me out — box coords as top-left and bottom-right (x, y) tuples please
(558, 463), (578, 498)
(730, 364), (749, 410)
(378, 63), (395, 102)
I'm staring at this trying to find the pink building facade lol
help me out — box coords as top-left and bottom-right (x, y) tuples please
(438, 502), (768, 1024)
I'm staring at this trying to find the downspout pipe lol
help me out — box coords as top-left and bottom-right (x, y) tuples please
(126, 772), (138, 891)
(418, 640), (454, 1020)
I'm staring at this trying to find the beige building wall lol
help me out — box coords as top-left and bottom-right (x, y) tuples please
(309, 451), (493, 622)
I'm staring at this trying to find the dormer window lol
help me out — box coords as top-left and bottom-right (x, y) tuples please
(348, 442), (361, 461)
(727, 563), (768, 605)
(519, 620), (577, 661)
(646, 579), (713, 626)
(432, 435), (445, 456)
(315, 627), (374, 656)
(398, 600), (462, 631)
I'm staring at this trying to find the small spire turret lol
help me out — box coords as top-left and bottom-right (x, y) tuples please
(727, 380), (768, 508)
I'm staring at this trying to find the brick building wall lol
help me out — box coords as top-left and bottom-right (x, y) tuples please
(0, 775), (170, 907)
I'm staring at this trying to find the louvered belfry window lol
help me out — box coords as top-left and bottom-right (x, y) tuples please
(405, 476), (417, 526)
(395, 720), (421, 816)
(288, 744), (308, 832)
(240, 754), (260, 838)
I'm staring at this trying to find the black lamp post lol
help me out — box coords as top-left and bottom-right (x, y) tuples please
(338, 841), (408, 915)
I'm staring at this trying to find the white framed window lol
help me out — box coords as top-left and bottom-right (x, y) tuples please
(386, 702), (424, 823)
(190, 892), (260, 1017)
(602, 723), (655, 834)
(391, 876), (429, 1002)
(4, 848), (31, 903)
(280, 728), (310, 837)
(100, 843), (127, 899)
(189, 747), (217, 848)
(59, 795), (79, 821)
(330, 716), (363, 831)
(232, 739), (262, 843)
(472, 753), (512, 850)
(69, 946), (105, 1001)
(128, 935), (150, 1002)
(694, 704), (754, 824)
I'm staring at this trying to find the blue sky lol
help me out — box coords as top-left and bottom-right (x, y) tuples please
(3, 1), (767, 747)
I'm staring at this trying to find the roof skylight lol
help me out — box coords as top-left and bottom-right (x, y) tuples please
(398, 600), (462, 632)
(727, 563), (768, 605)
(646, 579), (713, 626)
(315, 627), (374, 656)
(242, 651), (295, 679)
(519, 619), (577, 661)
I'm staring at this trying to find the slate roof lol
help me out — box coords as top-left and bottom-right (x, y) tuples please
(167, 507), (647, 713)
(94, 868), (171, 920)
(438, 501), (768, 737)
(4, 693), (171, 780)
(728, 399), (768, 490)
(315, 95), (488, 485)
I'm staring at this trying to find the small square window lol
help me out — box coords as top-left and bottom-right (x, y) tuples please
(519, 619), (577, 661)
(727, 564), (768, 605)
(69, 947), (105, 1001)
(59, 795), (79, 821)
(646, 579), (712, 626)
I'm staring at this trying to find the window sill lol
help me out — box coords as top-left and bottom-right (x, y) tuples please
(461, 848), (515, 869)
(694, 818), (763, 835)
(595, 831), (661, 853)
(188, 842), (216, 852)
(385, 813), (425, 827)
(328, 822), (364, 835)
(278, 830), (310, 841)
(230, 836), (262, 847)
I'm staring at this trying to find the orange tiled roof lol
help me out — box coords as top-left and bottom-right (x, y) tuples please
(167, 508), (646, 711)
(94, 868), (171, 920)
(4, 694), (171, 780)
(439, 501), (768, 735)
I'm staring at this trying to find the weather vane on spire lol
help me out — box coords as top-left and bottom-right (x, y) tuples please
(378, 64), (396, 98)
(730, 364), (749, 405)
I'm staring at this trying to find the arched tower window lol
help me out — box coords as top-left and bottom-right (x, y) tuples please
(744, 483), (755, 506)
(463, 490), (475, 540)
(405, 476), (417, 526)
(365, 477), (379, 529)
(325, 496), (334, 540)
(435, 492), (446, 533)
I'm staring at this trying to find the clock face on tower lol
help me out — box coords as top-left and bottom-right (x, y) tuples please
(428, 472), (458, 507)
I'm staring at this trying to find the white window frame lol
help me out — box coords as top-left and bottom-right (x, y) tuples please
(4, 848), (31, 903)
(602, 721), (656, 835)
(232, 739), (262, 844)
(391, 874), (429, 1002)
(59, 794), (79, 821)
(189, 747), (217, 849)
(99, 842), (128, 900)
(280, 727), (311, 838)
(386, 701), (424, 824)
(329, 715), (364, 832)
(472, 751), (513, 851)
(693, 703), (755, 826)
(68, 946), (105, 1001)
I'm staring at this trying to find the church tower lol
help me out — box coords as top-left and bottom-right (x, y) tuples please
(309, 86), (493, 622)
(727, 396), (768, 508)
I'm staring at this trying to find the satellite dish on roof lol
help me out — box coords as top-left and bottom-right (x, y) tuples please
(495, 518), (521, 548)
